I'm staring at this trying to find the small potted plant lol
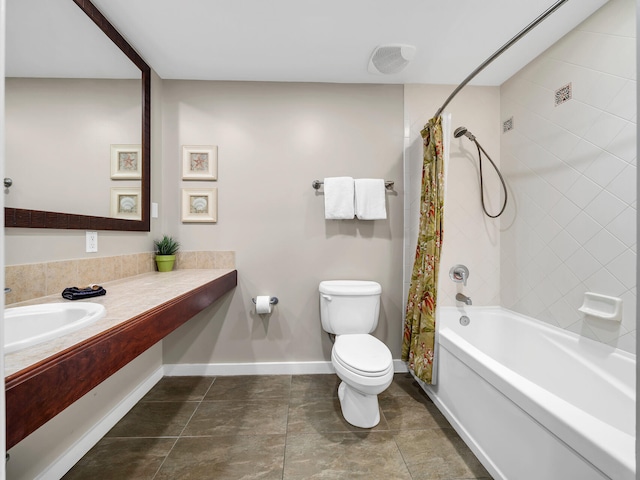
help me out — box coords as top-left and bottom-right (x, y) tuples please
(154, 235), (180, 272)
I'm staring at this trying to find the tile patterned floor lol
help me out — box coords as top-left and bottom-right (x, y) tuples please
(63, 374), (492, 480)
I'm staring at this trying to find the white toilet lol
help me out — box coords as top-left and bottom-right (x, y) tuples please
(319, 280), (393, 428)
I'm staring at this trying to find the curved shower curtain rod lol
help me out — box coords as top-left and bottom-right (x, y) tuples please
(434, 0), (570, 119)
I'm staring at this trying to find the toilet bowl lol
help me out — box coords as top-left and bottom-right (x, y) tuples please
(332, 334), (393, 428)
(319, 280), (394, 428)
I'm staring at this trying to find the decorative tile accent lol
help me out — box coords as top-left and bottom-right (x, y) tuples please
(554, 82), (572, 106)
(503, 116), (514, 133)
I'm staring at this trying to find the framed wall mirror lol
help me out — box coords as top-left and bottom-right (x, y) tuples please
(4, 0), (151, 231)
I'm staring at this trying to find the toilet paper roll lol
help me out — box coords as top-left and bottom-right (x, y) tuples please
(255, 296), (272, 314)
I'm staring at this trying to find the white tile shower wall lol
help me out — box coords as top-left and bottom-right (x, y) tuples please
(500, 0), (636, 353)
(404, 85), (502, 309)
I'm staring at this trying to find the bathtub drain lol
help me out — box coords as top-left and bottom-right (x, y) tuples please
(459, 315), (470, 326)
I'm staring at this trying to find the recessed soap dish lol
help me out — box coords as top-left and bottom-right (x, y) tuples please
(578, 292), (622, 322)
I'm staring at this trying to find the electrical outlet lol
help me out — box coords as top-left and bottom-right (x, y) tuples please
(86, 231), (98, 253)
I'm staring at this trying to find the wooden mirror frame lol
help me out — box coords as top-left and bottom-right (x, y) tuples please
(5, 0), (151, 231)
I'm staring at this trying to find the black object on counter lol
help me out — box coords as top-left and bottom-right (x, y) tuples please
(62, 285), (107, 301)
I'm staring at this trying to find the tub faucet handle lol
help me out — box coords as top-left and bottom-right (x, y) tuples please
(449, 265), (469, 286)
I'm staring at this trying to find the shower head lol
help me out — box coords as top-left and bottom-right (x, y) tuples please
(454, 126), (475, 141)
(453, 126), (467, 138)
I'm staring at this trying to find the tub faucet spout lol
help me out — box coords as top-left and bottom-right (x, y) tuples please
(456, 293), (472, 305)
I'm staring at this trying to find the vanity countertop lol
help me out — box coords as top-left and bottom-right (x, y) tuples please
(4, 268), (237, 449)
(5, 268), (235, 377)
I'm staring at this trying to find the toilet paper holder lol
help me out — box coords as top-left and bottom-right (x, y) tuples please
(252, 297), (279, 305)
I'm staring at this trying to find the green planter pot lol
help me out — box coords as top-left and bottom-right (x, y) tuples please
(155, 255), (176, 272)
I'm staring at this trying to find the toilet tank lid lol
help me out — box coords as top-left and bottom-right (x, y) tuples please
(319, 280), (381, 295)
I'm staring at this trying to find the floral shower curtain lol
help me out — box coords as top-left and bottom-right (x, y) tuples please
(402, 116), (445, 384)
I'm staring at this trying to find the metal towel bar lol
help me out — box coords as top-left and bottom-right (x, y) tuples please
(312, 179), (394, 190)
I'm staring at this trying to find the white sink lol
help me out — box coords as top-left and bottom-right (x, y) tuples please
(4, 302), (106, 354)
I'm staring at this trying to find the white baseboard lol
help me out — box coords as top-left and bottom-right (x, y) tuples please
(37, 367), (164, 480)
(394, 359), (409, 372)
(164, 359), (408, 376)
(163, 361), (334, 376)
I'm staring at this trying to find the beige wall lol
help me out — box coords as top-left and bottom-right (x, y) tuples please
(161, 81), (405, 364)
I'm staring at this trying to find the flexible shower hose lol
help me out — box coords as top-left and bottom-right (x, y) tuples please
(474, 140), (508, 218)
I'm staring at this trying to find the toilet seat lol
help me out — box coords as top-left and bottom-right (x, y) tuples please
(333, 334), (393, 377)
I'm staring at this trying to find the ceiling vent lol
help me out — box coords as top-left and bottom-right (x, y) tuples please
(368, 44), (416, 75)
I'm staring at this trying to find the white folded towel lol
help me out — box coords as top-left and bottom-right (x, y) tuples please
(355, 178), (387, 220)
(324, 177), (355, 219)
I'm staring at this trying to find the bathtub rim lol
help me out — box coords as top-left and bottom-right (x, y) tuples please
(437, 305), (636, 360)
(435, 305), (636, 480)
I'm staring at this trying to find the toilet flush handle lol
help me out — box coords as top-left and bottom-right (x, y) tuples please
(321, 294), (332, 301)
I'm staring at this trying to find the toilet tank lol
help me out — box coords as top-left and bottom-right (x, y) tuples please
(319, 280), (381, 334)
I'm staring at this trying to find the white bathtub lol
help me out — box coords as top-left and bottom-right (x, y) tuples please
(419, 306), (635, 480)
